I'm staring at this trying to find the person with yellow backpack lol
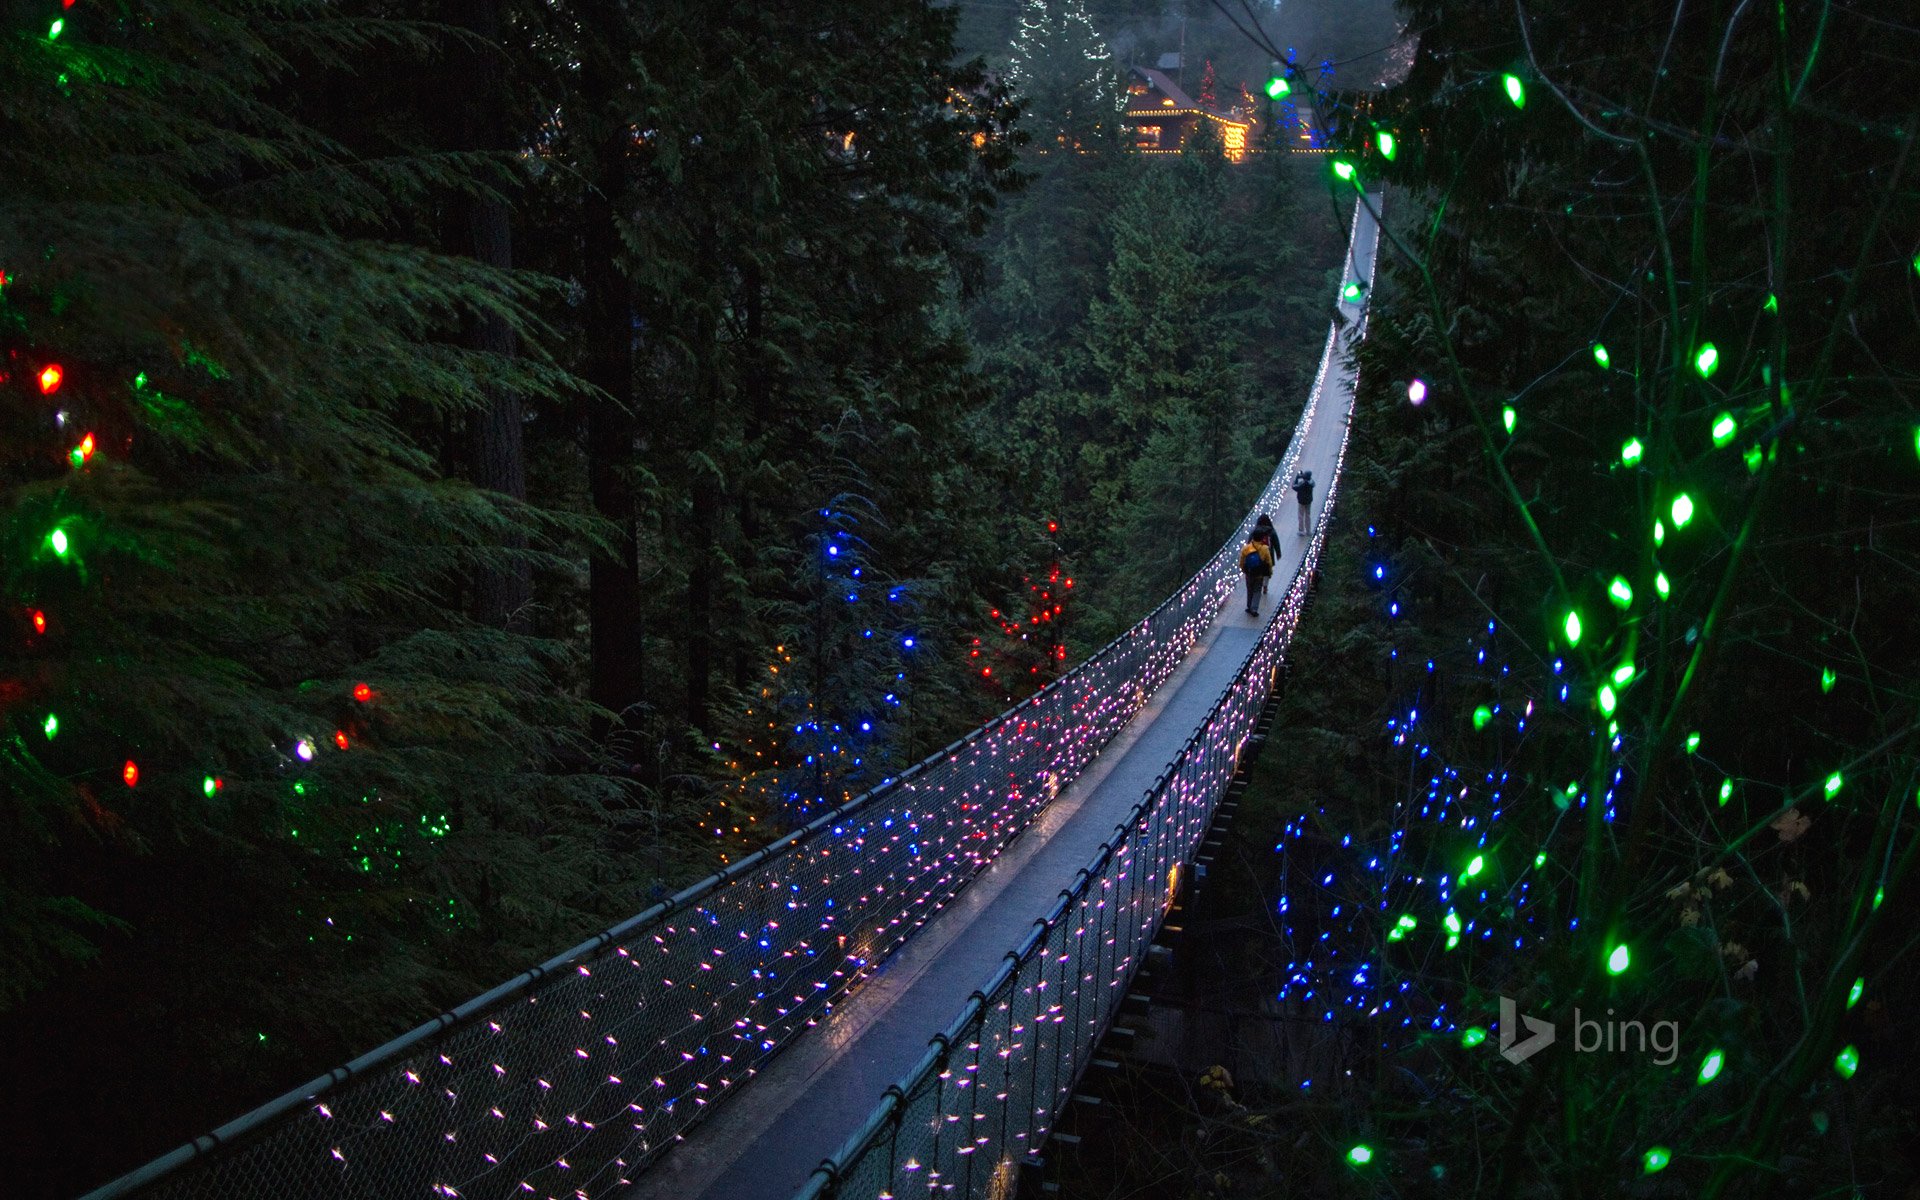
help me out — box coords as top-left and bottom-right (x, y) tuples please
(1240, 519), (1276, 616)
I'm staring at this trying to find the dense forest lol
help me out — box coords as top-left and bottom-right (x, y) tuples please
(0, 1), (1352, 1194)
(11, 0), (1914, 1197)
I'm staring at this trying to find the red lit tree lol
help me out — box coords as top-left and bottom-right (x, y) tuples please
(975, 521), (1076, 705)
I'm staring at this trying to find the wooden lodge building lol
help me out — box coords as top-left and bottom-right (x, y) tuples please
(1124, 65), (1254, 162)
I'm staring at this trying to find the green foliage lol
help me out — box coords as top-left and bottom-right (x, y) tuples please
(0, 3), (626, 1190)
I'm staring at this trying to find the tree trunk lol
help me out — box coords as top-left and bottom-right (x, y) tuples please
(458, 0), (531, 631)
(732, 265), (768, 692)
(578, 5), (648, 754)
(684, 228), (722, 735)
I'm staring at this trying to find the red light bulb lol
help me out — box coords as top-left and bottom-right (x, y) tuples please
(31, 610), (47, 634)
(39, 364), (63, 395)
(352, 682), (372, 703)
(333, 730), (350, 750)
(123, 760), (139, 787)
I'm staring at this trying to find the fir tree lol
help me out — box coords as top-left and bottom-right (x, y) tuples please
(0, 4), (635, 1192)
(1006, 0), (1124, 150)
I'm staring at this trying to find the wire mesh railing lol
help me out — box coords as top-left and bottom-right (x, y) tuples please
(794, 198), (1376, 1200)
(79, 203), (1368, 1200)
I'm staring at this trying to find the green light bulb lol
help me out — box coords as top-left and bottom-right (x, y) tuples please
(1348, 1144), (1374, 1166)
(1621, 437), (1642, 465)
(1670, 493), (1695, 528)
(49, 17), (64, 40)
(1563, 610), (1583, 646)
(1824, 771), (1843, 797)
(1461, 1026), (1488, 1048)
(1607, 943), (1631, 974)
(1655, 571), (1671, 599)
(203, 776), (218, 797)
(49, 528), (70, 557)
(43, 713), (59, 739)
(1502, 73), (1526, 108)
(1266, 75), (1291, 99)
(1464, 854), (1485, 879)
(1698, 1050), (1724, 1084)
(1443, 910), (1462, 934)
(1473, 705), (1492, 730)
(1685, 731), (1700, 753)
(1642, 1147), (1671, 1174)
(1821, 667), (1835, 693)
(1711, 412), (1737, 447)
(1376, 130), (1397, 160)
(1533, 852), (1546, 867)
(1598, 684), (1617, 715)
(1502, 406), (1516, 434)
(1593, 343), (1610, 369)
(1718, 779), (1733, 805)
(1744, 444), (1763, 473)
(1847, 977), (1864, 1009)
(1608, 576), (1633, 608)
(1332, 159), (1356, 182)
(1764, 292), (1779, 312)
(1654, 519), (1666, 546)
(1694, 343), (1719, 378)
(1611, 662), (1634, 685)
(1834, 1044), (1859, 1079)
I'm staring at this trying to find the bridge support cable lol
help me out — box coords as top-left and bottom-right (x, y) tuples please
(796, 195), (1381, 1200)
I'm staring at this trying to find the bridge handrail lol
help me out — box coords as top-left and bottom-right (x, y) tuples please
(795, 195), (1375, 1200)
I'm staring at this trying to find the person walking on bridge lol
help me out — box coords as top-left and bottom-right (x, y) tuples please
(1292, 470), (1315, 535)
(1241, 526), (1274, 616)
(1252, 513), (1278, 598)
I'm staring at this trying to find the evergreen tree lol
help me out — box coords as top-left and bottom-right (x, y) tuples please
(1007, 0), (1124, 149)
(1084, 122), (1259, 611)
(1, 3), (626, 1192)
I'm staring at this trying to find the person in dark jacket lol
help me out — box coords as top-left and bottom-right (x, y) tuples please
(1293, 470), (1315, 534)
(1252, 513), (1279, 597)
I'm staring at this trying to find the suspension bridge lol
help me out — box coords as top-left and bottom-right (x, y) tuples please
(81, 195), (1381, 1200)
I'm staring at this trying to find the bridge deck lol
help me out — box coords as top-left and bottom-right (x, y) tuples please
(630, 274), (1369, 1200)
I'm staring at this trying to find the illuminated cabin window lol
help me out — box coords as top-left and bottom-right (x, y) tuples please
(1135, 124), (1163, 146)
